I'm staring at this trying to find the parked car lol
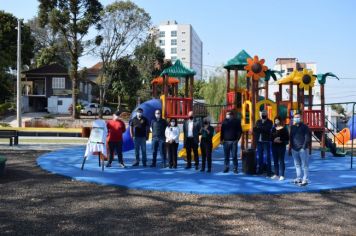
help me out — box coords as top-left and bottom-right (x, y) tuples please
(80, 103), (111, 116)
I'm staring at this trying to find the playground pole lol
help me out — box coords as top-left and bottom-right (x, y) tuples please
(351, 103), (355, 169)
(226, 69), (230, 104)
(251, 78), (256, 148)
(320, 84), (326, 158)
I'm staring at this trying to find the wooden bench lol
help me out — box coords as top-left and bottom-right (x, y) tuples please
(0, 130), (19, 146)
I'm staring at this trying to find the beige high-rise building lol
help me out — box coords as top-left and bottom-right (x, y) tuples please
(154, 20), (203, 80)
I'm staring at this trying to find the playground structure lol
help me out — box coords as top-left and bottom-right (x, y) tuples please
(119, 50), (350, 159)
(222, 50), (347, 158)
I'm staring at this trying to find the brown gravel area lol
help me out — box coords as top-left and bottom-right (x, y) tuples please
(0, 149), (355, 236)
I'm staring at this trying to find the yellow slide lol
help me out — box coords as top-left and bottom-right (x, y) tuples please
(178, 132), (221, 158)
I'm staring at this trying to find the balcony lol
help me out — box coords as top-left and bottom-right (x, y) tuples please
(165, 97), (193, 119)
(303, 110), (324, 130)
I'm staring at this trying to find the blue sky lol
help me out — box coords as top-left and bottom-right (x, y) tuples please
(1, 0), (356, 103)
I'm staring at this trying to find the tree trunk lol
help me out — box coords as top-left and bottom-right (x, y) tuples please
(71, 52), (79, 119)
(99, 86), (104, 118)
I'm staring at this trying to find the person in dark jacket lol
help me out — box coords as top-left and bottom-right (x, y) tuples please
(290, 112), (311, 186)
(220, 111), (242, 173)
(271, 116), (289, 181)
(150, 109), (167, 167)
(183, 111), (201, 170)
(130, 108), (149, 167)
(253, 110), (273, 176)
(200, 117), (215, 173)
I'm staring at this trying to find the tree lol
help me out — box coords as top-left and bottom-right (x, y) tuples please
(110, 57), (141, 111)
(0, 11), (34, 103)
(134, 37), (165, 84)
(38, 0), (103, 118)
(27, 16), (71, 68)
(134, 37), (174, 102)
(331, 104), (347, 118)
(92, 0), (151, 117)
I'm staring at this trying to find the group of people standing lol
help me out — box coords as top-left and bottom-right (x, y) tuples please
(253, 111), (311, 186)
(104, 108), (311, 186)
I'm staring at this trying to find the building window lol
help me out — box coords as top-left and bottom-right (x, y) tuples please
(182, 40), (186, 43)
(159, 39), (165, 46)
(182, 57), (186, 61)
(171, 48), (177, 54)
(171, 56), (177, 61)
(58, 100), (63, 106)
(52, 77), (65, 89)
(171, 31), (177, 37)
(182, 48), (186, 51)
(182, 31), (186, 34)
(171, 39), (177, 46)
(159, 31), (165, 37)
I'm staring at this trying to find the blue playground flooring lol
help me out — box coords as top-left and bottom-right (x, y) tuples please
(37, 143), (356, 195)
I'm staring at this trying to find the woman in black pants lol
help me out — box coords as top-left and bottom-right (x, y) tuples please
(271, 116), (289, 181)
(165, 118), (180, 168)
(200, 117), (215, 173)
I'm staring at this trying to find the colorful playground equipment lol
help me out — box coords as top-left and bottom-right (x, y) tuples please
(220, 49), (342, 158)
(121, 51), (344, 159)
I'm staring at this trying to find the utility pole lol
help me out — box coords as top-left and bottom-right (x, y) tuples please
(17, 19), (22, 127)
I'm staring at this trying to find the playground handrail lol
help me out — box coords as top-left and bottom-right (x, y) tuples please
(325, 116), (345, 152)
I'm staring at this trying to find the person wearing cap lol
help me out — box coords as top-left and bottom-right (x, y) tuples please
(106, 111), (126, 168)
(253, 110), (273, 176)
(290, 112), (311, 186)
(220, 110), (242, 173)
(150, 109), (167, 167)
(130, 108), (149, 167)
(200, 117), (215, 173)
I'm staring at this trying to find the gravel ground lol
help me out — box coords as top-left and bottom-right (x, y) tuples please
(0, 150), (355, 236)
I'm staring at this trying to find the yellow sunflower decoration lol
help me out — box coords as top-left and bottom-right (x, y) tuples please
(244, 55), (268, 81)
(296, 69), (316, 90)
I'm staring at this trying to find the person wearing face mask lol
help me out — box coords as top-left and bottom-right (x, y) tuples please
(200, 117), (215, 173)
(290, 112), (311, 186)
(165, 118), (180, 168)
(106, 111), (126, 168)
(150, 109), (167, 167)
(183, 111), (201, 170)
(130, 108), (149, 167)
(220, 111), (242, 173)
(271, 116), (289, 181)
(253, 110), (273, 176)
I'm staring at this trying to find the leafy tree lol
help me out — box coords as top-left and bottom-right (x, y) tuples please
(0, 11), (34, 103)
(38, 0), (103, 118)
(134, 37), (165, 84)
(92, 0), (151, 117)
(27, 16), (71, 68)
(110, 57), (141, 111)
(202, 75), (226, 105)
(331, 104), (347, 118)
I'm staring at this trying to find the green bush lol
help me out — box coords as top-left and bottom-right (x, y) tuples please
(0, 102), (13, 115)
(43, 114), (55, 119)
(0, 122), (11, 127)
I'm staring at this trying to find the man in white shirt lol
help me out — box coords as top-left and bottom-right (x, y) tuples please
(183, 111), (201, 170)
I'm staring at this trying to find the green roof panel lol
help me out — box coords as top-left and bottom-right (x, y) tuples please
(224, 50), (252, 70)
(160, 59), (196, 77)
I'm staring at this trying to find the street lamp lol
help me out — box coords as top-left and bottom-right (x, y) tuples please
(16, 19), (22, 127)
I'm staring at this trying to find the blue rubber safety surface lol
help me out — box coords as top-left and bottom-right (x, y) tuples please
(37, 143), (356, 195)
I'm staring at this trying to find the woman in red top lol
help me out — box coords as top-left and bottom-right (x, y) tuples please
(106, 111), (126, 167)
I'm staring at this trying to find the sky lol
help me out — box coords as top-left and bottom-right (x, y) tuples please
(1, 0), (356, 104)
